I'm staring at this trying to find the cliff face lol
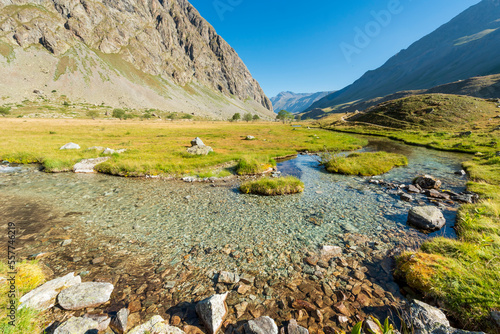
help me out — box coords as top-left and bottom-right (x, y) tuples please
(0, 0), (273, 117)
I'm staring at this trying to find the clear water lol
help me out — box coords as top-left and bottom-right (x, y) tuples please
(0, 137), (469, 278)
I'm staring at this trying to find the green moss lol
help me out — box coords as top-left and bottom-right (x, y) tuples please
(240, 176), (304, 196)
(0, 41), (15, 62)
(323, 151), (408, 176)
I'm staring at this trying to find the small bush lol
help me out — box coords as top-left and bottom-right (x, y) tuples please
(0, 106), (11, 116)
(236, 155), (276, 175)
(240, 176), (304, 196)
(323, 151), (408, 176)
(112, 108), (125, 120)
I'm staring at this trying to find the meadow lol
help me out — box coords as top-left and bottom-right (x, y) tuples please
(0, 119), (366, 176)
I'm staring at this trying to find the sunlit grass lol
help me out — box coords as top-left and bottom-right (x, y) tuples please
(0, 119), (366, 176)
(240, 176), (305, 196)
(323, 151), (408, 176)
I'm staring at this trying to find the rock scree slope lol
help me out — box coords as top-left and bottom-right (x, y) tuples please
(0, 0), (274, 119)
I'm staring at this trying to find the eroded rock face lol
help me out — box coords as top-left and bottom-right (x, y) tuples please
(408, 206), (446, 231)
(0, 0), (273, 112)
(195, 293), (228, 334)
(57, 282), (114, 310)
(18, 272), (81, 311)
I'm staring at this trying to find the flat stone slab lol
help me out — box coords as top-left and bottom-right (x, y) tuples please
(54, 317), (99, 334)
(73, 157), (110, 173)
(57, 282), (114, 310)
(19, 272), (81, 311)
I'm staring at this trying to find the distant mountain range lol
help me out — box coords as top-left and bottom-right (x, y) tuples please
(305, 0), (500, 115)
(270, 91), (333, 114)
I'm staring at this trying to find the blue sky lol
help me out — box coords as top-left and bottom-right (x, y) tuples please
(189, 0), (481, 97)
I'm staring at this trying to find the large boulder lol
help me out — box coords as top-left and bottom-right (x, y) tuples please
(57, 282), (114, 310)
(54, 316), (99, 334)
(413, 175), (442, 190)
(191, 137), (205, 146)
(60, 142), (81, 150)
(18, 272), (81, 311)
(187, 145), (214, 155)
(408, 300), (485, 334)
(73, 157), (110, 173)
(195, 293), (228, 334)
(408, 206), (446, 231)
(244, 316), (278, 334)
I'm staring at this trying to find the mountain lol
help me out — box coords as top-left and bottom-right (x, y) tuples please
(0, 0), (274, 119)
(270, 91), (332, 114)
(306, 0), (500, 114)
(300, 74), (500, 119)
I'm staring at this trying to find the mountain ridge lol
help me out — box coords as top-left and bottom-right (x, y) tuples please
(306, 0), (500, 113)
(270, 91), (332, 114)
(0, 0), (274, 119)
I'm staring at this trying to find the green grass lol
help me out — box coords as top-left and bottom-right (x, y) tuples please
(0, 119), (366, 177)
(0, 261), (46, 333)
(240, 176), (305, 196)
(323, 151), (408, 176)
(235, 155), (276, 175)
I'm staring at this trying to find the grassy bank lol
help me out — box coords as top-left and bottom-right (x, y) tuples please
(323, 151), (408, 176)
(0, 119), (366, 177)
(320, 95), (500, 331)
(240, 176), (305, 196)
(0, 261), (46, 333)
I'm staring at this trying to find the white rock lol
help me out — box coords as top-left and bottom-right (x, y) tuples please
(73, 157), (110, 173)
(244, 316), (278, 334)
(320, 245), (342, 259)
(57, 282), (114, 310)
(151, 322), (186, 334)
(196, 293), (228, 334)
(60, 142), (80, 150)
(54, 317), (99, 334)
(103, 148), (116, 155)
(18, 272), (81, 311)
(128, 315), (165, 334)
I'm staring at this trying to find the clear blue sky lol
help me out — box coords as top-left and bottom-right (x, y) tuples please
(189, 0), (481, 97)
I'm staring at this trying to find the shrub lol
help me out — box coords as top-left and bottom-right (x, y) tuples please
(236, 155), (276, 175)
(86, 110), (99, 120)
(232, 113), (241, 121)
(0, 106), (11, 116)
(323, 151), (408, 176)
(112, 108), (125, 120)
(252, 114), (260, 121)
(243, 113), (253, 122)
(240, 176), (304, 196)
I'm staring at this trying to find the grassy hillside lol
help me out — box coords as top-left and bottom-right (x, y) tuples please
(324, 93), (500, 332)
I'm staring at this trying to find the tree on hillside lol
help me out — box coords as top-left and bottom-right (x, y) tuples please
(252, 114), (260, 121)
(243, 113), (253, 122)
(87, 110), (99, 120)
(112, 108), (126, 120)
(277, 110), (293, 124)
(232, 113), (241, 121)
(295, 115), (302, 122)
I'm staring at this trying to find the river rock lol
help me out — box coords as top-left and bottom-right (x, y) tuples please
(426, 189), (450, 200)
(320, 245), (342, 259)
(492, 310), (500, 327)
(244, 316), (278, 334)
(54, 316), (99, 334)
(413, 175), (442, 190)
(110, 308), (130, 333)
(401, 193), (413, 202)
(19, 272), (81, 311)
(408, 206), (446, 231)
(408, 300), (485, 334)
(73, 157), (110, 173)
(191, 137), (205, 146)
(83, 314), (111, 332)
(280, 319), (308, 334)
(187, 145), (213, 155)
(218, 271), (240, 284)
(57, 282), (114, 310)
(128, 315), (165, 334)
(408, 184), (421, 193)
(60, 142), (80, 150)
(150, 322), (186, 334)
(195, 293), (228, 334)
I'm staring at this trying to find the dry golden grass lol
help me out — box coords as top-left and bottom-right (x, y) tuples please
(0, 119), (366, 176)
